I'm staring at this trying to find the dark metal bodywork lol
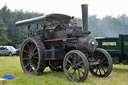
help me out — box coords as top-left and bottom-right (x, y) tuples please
(15, 4), (112, 82)
(15, 4), (97, 61)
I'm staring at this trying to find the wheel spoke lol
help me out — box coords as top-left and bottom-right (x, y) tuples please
(99, 67), (102, 75)
(67, 59), (72, 64)
(79, 63), (85, 68)
(33, 59), (38, 65)
(34, 52), (38, 56)
(26, 43), (30, 48)
(33, 46), (37, 52)
(95, 66), (98, 74)
(73, 54), (77, 64)
(23, 50), (30, 54)
(101, 57), (106, 62)
(78, 69), (81, 79)
(24, 63), (30, 68)
(66, 64), (71, 70)
(74, 70), (77, 80)
(100, 65), (106, 73)
(78, 68), (84, 75)
(28, 67), (32, 72)
(31, 42), (34, 49)
(77, 61), (83, 66)
(67, 67), (72, 72)
(32, 61), (37, 69)
(71, 70), (76, 78)
(34, 56), (39, 59)
(23, 57), (29, 60)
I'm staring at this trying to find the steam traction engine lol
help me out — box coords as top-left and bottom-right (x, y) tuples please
(15, 4), (113, 82)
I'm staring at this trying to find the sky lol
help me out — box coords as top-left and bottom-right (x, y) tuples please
(0, 0), (128, 18)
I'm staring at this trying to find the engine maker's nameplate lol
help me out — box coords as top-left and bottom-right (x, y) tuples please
(102, 42), (116, 46)
(124, 42), (128, 46)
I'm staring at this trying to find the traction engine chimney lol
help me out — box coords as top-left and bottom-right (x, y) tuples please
(81, 4), (88, 33)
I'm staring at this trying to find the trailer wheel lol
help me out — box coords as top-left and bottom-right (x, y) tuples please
(63, 50), (89, 82)
(90, 48), (113, 77)
(20, 37), (46, 75)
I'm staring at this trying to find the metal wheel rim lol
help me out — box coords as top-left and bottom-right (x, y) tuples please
(63, 51), (88, 82)
(20, 39), (40, 73)
(90, 50), (109, 77)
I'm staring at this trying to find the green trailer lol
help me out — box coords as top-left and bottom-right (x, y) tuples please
(96, 34), (128, 64)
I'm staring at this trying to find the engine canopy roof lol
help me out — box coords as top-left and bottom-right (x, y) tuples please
(15, 14), (73, 27)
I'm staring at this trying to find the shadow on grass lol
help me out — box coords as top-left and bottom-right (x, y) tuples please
(41, 69), (65, 79)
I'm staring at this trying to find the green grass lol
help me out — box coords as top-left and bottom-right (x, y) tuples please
(0, 56), (128, 85)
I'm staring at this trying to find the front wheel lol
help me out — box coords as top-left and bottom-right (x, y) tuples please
(63, 50), (89, 82)
(89, 48), (113, 77)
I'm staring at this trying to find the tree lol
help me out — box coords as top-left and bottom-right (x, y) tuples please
(0, 5), (43, 46)
(0, 17), (9, 45)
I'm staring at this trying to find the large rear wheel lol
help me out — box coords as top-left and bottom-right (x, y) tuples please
(20, 37), (46, 75)
(63, 50), (89, 82)
(89, 48), (113, 77)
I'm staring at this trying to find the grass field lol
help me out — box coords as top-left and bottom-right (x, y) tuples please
(0, 56), (128, 85)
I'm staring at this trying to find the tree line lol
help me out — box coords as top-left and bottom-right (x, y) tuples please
(77, 14), (128, 37)
(0, 5), (43, 47)
(0, 5), (128, 47)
